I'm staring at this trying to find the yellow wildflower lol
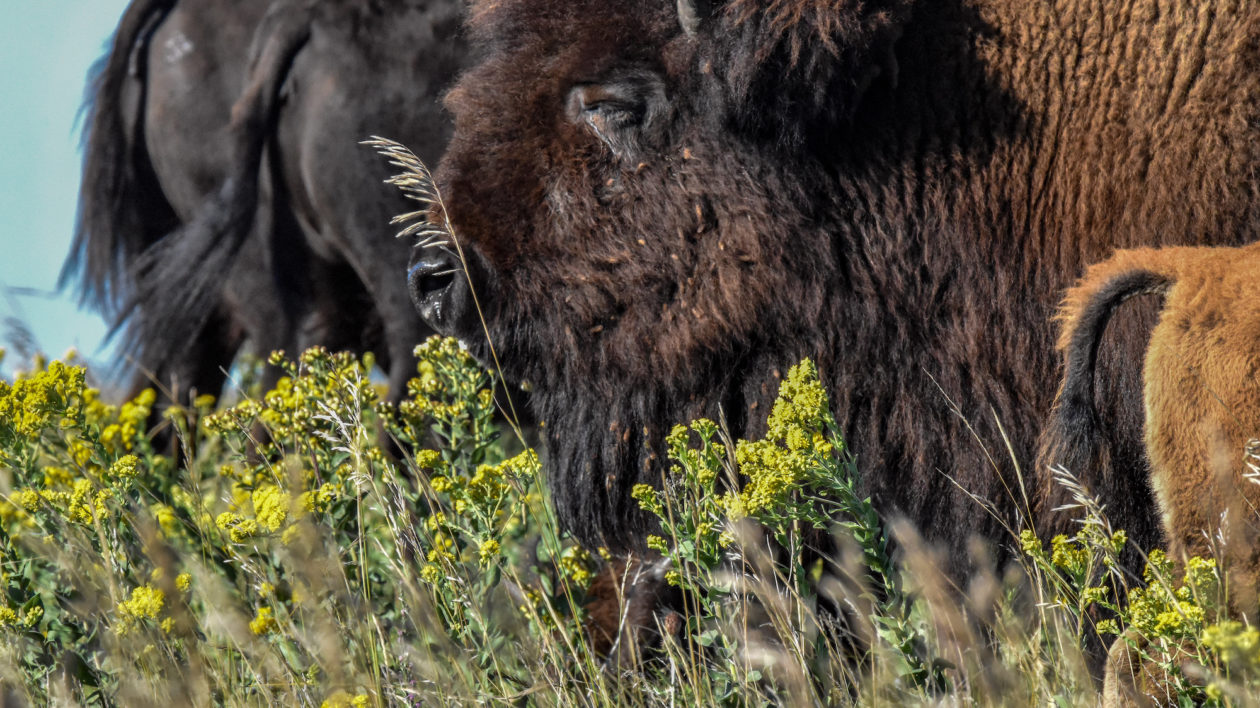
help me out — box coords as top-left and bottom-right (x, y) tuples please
(1203, 621), (1260, 670)
(631, 484), (662, 515)
(1018, 529), (1043, 558)
(425, 511), (448, 532)
(152, 504), (178, 536)
(1050, 535), (1088, 576)
(14, 489), (41, 513)
(558, 545), (594, 587)
(118, 584), (165, 621)
(321, 692), (370, 708)
(69, 441), (93, 467)
(109, 454), (140, 482)
(478, 538), (501, 566)
(251, 485), (290, 532)
(250, 606), (278, 635)
(41, 466), (73, 488)
(420, 564), (442, 584)
(497, 449), (540, 480)
(216, 512), (258, 543)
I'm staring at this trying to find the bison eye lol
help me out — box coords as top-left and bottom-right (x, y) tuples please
(567, 71), (667, 160)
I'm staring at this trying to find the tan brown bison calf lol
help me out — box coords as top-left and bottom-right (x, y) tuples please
(1049, 243), (1260, 704)
(1051, 243), (1260, 581)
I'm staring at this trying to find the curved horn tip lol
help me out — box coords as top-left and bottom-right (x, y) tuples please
(677, 0), (708, 37)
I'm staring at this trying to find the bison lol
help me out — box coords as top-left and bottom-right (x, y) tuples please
(1048, 243), (1260, 705)
(1050, 243), (1260, 601)
(65, 0), (467, 407)
(409, 0), (1260, 579)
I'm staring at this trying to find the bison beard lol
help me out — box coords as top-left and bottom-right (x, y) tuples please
(412, 0), (1260, 572)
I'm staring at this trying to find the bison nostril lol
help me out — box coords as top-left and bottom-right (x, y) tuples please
(409, 260), (458, 295)
(414, 266), (456, 295)
(408, 257), (469, 334)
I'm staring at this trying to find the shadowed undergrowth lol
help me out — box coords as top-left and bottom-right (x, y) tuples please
(0, 340), (1258, 706)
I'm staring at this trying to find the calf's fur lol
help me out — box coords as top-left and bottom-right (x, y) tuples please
(1048, 243), (1260, 604)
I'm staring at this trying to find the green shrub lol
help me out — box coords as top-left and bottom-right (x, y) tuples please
(0, 341), (1257, 706)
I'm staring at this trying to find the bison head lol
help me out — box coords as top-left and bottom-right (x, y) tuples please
(411, 0), (910, 551)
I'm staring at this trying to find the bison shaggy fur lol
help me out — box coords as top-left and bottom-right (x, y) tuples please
(412, 0), (1260, 570)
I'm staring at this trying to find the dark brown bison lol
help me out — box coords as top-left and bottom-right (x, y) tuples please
(65, 0), (467, 406)
(410, 0), (1260, 575)
(1051, 243), (1260, 601)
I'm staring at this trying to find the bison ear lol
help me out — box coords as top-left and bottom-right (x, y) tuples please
(705, 0), (911, 137)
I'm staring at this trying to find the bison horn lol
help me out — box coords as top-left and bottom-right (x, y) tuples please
(677, 0), (710, 37)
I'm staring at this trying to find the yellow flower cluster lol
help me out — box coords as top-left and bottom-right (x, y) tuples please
(108, 454), (140, 481)
(0, 360), (86, 441)
(765, 360), (831, 451)
(1049, 534), (1089, 576)
(425, 449), (535, 526)
(1125, 552), (1218, 639)
(729, 437), (807, 519)
(297, 483), (338, 514)
(12, 478), (113, 526)
(251, 485), (290, 532)
(721, 361), (835, 521)
(213, 474), (341, 544)
(497, 449), (540, 481)
(415, 449), (445, 471)
(99, 389), (154, 454)
(478, 538), (501, 566)
(250, 606), (278, 635)
(631, 484), (662, 515)
(665, 422), (724, 488)
(463, 464), (509, 509)
(397, 338), (489, 424)
(0, 604), (42, 630)
(320, 691), (370, 708)
(115, 582), (183, 635)
(420, 563), (443, 584)
(558, 545), (595, 588)
(208, 348), (379, 465)
(216, 512), (259, 544)
(1202, 620), (1260, 671)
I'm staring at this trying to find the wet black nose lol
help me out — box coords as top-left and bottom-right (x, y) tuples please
(408, 248), (468, 334)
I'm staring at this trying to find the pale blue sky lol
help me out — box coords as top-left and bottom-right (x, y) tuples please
(0, 1), (131, 377)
